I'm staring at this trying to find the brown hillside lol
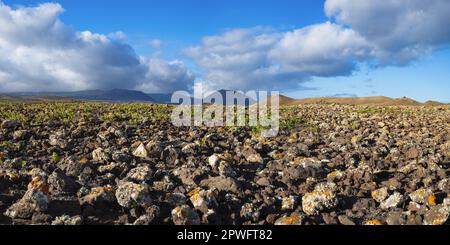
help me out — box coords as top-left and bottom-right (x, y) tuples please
(424, 100), (445, 106)
(258, 95), (437, 106)
(293, 96), (421, 106)
(254, 94), (297, 106)
(0, 96), (76, 103)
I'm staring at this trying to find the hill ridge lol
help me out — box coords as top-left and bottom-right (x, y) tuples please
(263, 95), (448, 106)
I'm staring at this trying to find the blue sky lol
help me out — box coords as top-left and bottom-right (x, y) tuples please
(3, 0), (324, 53)
(0, 0), (449, 102)
(287, 49), (450, 102)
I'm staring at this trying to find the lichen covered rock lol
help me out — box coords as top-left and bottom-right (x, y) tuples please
(380, 192), (403, 210)
(172, 205), (201, 225)
(302, 182), (338, 216)
(92, 148), (110, 162)
(188, 188), (218, 214)
(240, 203), (260, 222)
(274, 213), (304, 225)
(5, 188), (50, 219)
(52, 215), (83, 225)
(80, 185), (115, 206)
(126, 165), (153, 182)
(115, 182), (151, 208)
(409, 188), (433, 204)
(371, 187), (389, 203)
(132, 143), (149, 158)
(281, 195), (298, 210)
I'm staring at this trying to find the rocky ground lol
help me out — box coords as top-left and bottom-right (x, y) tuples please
(0, 102), (449, 225)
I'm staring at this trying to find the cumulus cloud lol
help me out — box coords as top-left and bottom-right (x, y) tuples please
(184, 27), (309, 91)
(325, 0), (450, 64)
(2, 0), (449, 93)
(269, 22), (374, 77)
(136, 58), (194, 93)
(185, 24), (374, 91)
(186, 0), (450, 91)
(0, 1), (194, 93)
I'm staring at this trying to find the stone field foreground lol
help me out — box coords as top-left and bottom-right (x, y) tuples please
(0, 102), (449, 225)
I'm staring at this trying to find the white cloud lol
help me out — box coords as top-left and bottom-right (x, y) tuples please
(186, 0), (450, 91)
(325, 0), (450, 64)
(0, 1), (194, 93)
(269, 22), (374, 76)
(184, 27), (279, 71)
(184, 27), (308, 91)
(2, 0), (449, 93)
(184, 24), (374, 91)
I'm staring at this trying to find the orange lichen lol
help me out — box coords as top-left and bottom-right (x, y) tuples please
(276, 214), (302, 225)
(90, 185), (113, 195)
(427, 195), (437, 206)
(28, 176), (50, 194)
(79, 158), (88, 165)
(328, 171), (338, 177)
(190, 193), (201, 203)
(365, 220), (383, 225)
(327, 171), (343, 179)
(173, 206), (181, 214)
(283, 215), (301, 225)
(291, 158), (302, 165)
(188, 188), (201, 197)
(82, 186), (114, 204)
(7, 172), (20, 182)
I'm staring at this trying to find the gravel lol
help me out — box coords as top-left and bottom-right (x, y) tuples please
(0, 102), (449, 225)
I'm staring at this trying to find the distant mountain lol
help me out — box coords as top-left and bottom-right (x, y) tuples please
(424, 100), (446, 106)
(291, 96), (421, 106)
(203, 90), (258, 105)
(3, 89), (172, 103)
(1, 89), (259, 105)
(0, 95), (76, 103)
(261, 95), (448, 106)
(147, 93), (172, 104)
(257, 94), (296, 106)
(1, 90), (447, 106)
